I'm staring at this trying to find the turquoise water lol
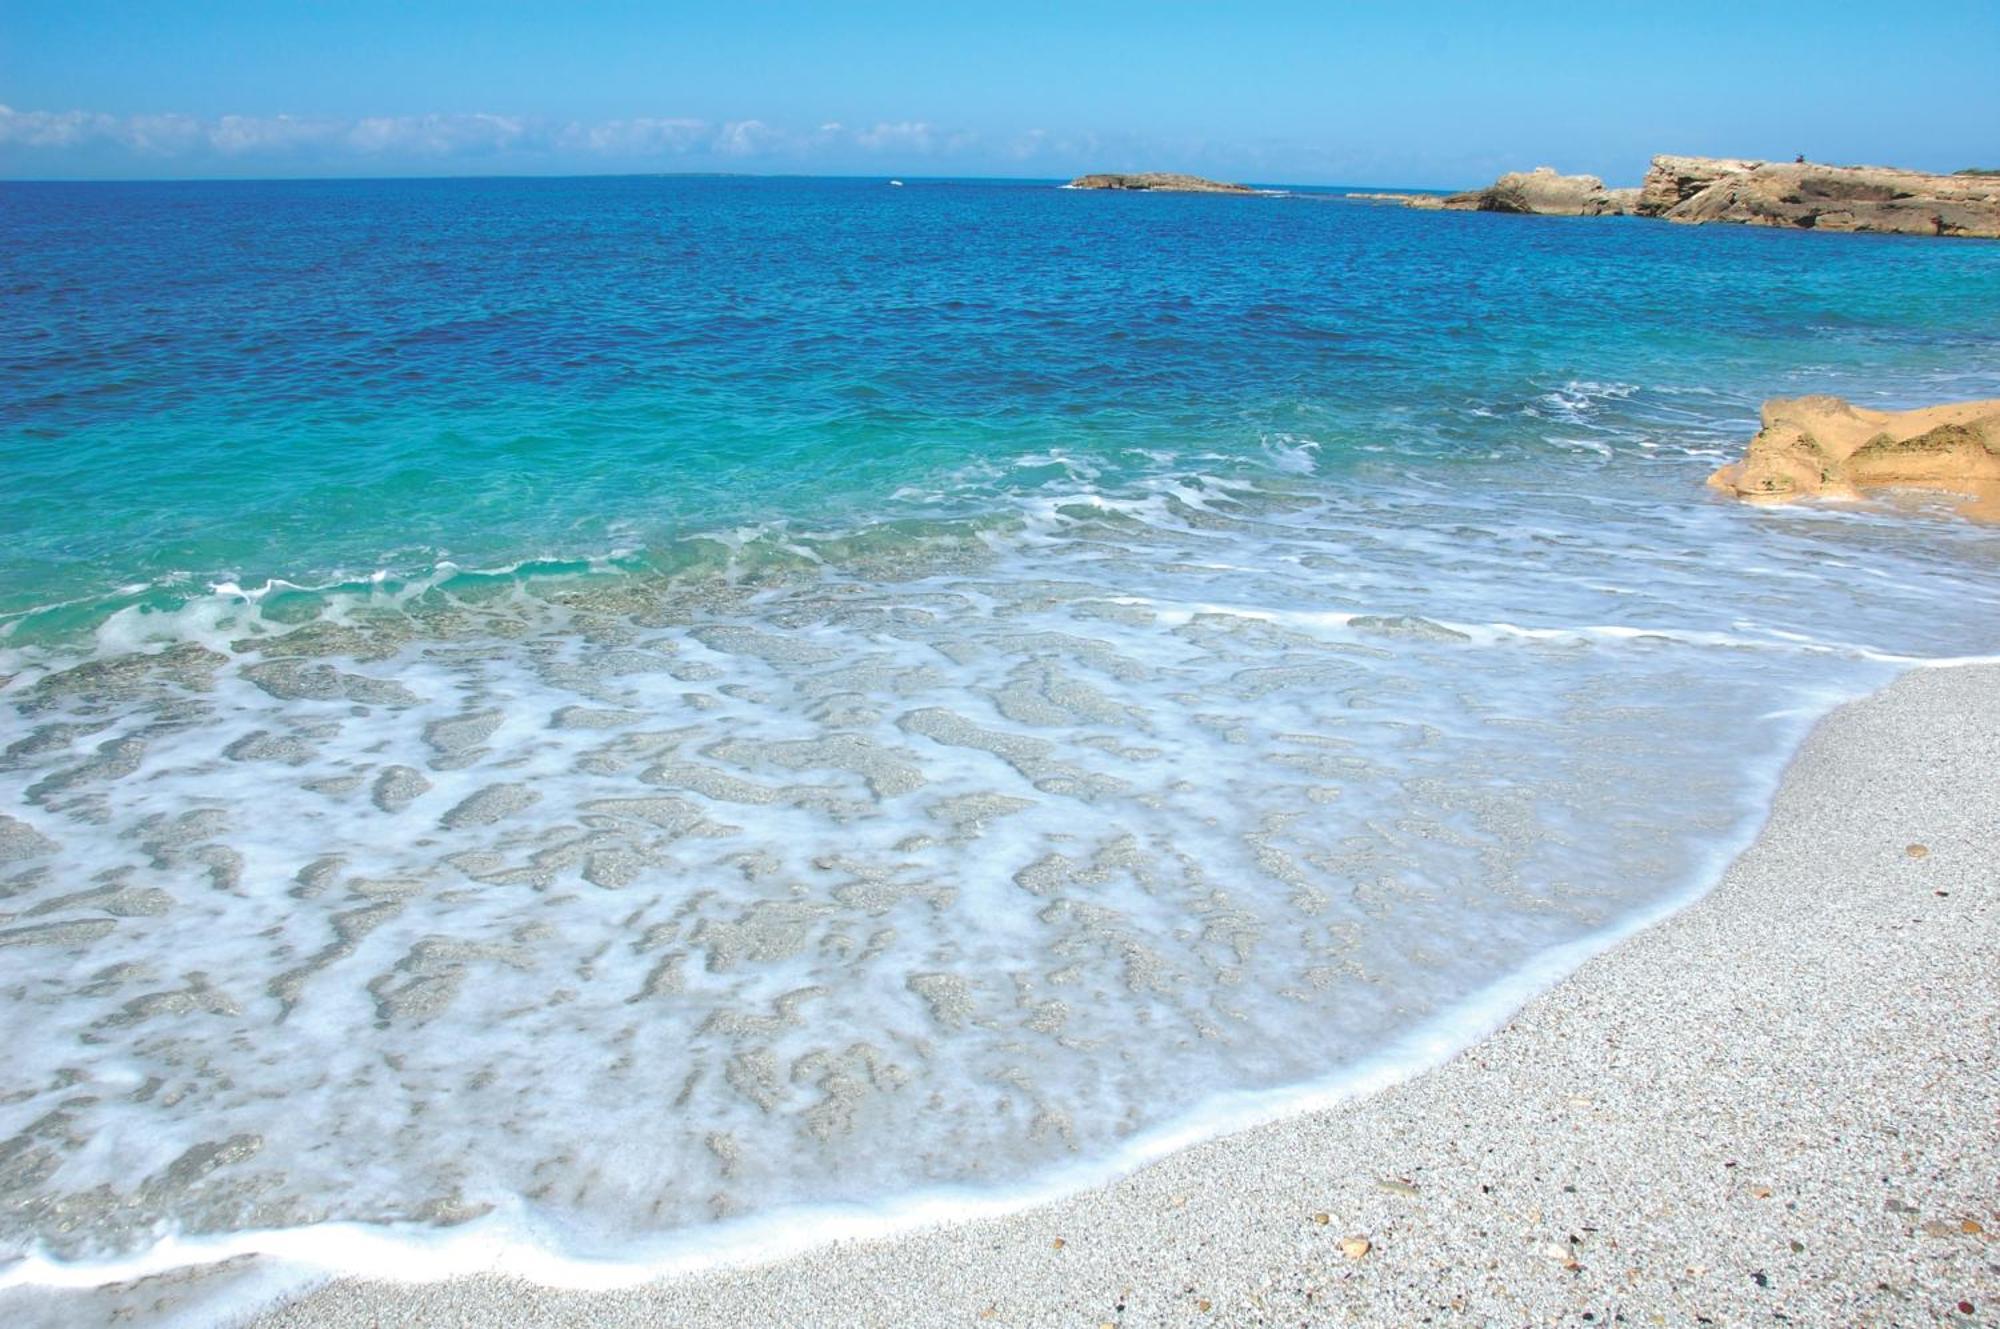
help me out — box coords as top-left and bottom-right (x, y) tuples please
(6, 177), (1997, 634)
(2, 177), (1998, 1278)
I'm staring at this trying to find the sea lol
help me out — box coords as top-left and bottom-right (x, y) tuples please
(2, 175), (1998, 1294)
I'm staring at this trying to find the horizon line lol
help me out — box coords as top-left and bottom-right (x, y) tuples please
(0, 168), (1465, 191)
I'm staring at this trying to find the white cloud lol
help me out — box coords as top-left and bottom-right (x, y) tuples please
(346, 113), (530, 156)
(0, 105), (101, 148)
(209, 113), (335, 155)
(712, 118), (784, 157)
(560, 116), (710, 156)
(3, 103), (1356, 179)
(0, 105), (1017, 169)
(118, 112), (208, 154)
(854, 121), (930, 152)
(0, 104), (551, 160)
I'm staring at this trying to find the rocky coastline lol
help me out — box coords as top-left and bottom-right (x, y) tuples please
(1348, 154), (2000, 239)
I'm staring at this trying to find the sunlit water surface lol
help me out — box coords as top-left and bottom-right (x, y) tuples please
(2, 177), (1998, 1266)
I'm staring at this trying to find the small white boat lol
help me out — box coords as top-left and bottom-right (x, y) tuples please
(889, 180), (904, 187)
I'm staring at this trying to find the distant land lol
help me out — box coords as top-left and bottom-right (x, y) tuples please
(1345, 154), (2000, 239)
(1065, 155), (1999, 240)
(1064, 172), (1253, 194)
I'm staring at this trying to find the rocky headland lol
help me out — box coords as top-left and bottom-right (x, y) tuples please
(1638, 155), (2000, 237)
(1065, 172), (1254, 194)
(1709, 395), (2000, 518)
(1350, 155), (2000, 238)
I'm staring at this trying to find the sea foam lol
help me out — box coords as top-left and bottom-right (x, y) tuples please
(2, 451), (1994, 1289)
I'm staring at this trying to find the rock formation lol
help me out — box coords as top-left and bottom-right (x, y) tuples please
(1634, 155), (1765, 215)
(1442, 166), (1638, 216)
(1346, 168), (1634, 216)
(1065, 173), (1255, 194)
(1352, 167), (1632, 217)
(1708, 396), (2000, 518)
(1637, 156), (2000, 238)
(1351, 155), (2000, 238)
(1344, 191), (1448, 209)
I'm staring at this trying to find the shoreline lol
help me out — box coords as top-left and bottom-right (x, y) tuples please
(9, 661), (1993, 1325)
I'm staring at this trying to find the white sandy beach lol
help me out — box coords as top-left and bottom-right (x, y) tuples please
(12, 661), (1991, 1327)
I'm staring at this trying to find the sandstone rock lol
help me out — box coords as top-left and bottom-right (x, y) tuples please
(1708, 396), (2000, 518)
(1365, 155), (2000, 238)
(1065, 172), (1254, 195)
(1635, 154), (1764, 215)
(1352, 168), (1633, 217)
(1638, 155), (2000, 238)
(1442, 166), (1636, 217)
(1344, 191), (1448, 210)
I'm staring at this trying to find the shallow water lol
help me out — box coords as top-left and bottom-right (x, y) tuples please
(2, 177), (1998, 1269)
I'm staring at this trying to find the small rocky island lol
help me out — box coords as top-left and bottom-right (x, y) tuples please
(1710, 396), (2000, 518)
(1065, 172), (1254, 194)
(1352, 155), (2000, 238)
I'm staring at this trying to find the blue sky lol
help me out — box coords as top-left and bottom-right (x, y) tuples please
(4, 1), (1997, 184)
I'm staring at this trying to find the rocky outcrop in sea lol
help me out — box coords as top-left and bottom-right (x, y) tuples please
(1709, 395), (2000, 518)
(1442, 167), (1637, 216)
(1345, 168), (1630, 215)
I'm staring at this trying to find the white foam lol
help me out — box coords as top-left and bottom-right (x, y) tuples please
(0, 689), (1816, 1312)
(0, 434), (1995, 1309)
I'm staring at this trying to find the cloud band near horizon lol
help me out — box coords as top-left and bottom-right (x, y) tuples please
(0, 104), (1085, 172)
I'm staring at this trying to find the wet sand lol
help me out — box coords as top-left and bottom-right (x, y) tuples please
(16, 663), (1999, 1327)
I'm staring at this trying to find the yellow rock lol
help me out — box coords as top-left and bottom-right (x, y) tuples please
(1339, 1235), (1372, 1260)
(1708, 396), (2000, 520)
